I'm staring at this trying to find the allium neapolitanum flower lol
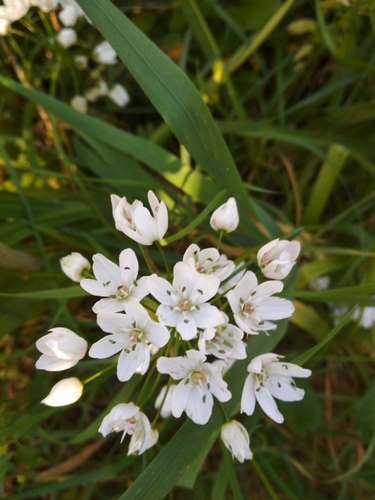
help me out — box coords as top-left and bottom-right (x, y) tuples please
(56, 28), (77, 48)
(183, 244), (235, 282)
(221, 420), (253, 462)
(210, 197), (239, 233)
(41, 377), (84, 407)
(198, 313), (246, 360)
(257, 238), (301, 280)
(241, 353), (312, 423)
(80, 248), (148, 313)
(93, 40), (118, 64)
(148, 261), (223, 340)
(111, 191), (168, 245)
(36, 327), (87, 371)
(99, 403), (158, 455)
(157, 349), (231, 425)
(60, 252), (91, 282)
(90, 302), (170, 381)
(227, 271), (294, 335)
(108, 84), (130, 107)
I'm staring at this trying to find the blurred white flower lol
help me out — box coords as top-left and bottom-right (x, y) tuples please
(99, 403), (157, 455)
(112, 191), (168, 246)
(85, 80), (108, 102)
(227, 271), (295, 335)
(74, 54), (88, 70)
(58, 4), (82, 26)
(221, 420), (253, 462)
(90, 302), (170, 382)
(29, 0), (59, 11)
(198, 313), (246, 360)
(257, 238), (301, 280)
(241, 353), (311, 423)
(352, 303), (375, 329)
(309, 275), (330, 291)
(210, 197), (239, 233)
(154, 384), (177, 419)
(183, 243), (235, 282)
(36, 327), (87, 371)
(60, 252), (90, 282)
(56, 28), (77, 48)
(70, 95), (87, 113)
(80, 248), (149, 313)
(93, 41), (117, 65)
(157, 349), (231, 425)
(0, 0), (29, 34)
(0, 17), (10, 36)
(108, 84), (130, 107)
(148, 261), (223, 340)
(41, 377), (84, 406)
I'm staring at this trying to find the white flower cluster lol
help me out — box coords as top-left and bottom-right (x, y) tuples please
(36, 192), (311, 461)
(1, 1), (130, 110)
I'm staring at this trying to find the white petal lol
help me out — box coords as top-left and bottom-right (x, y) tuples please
(89, 334), (128, 359)
(256, 385), (284, 423)
(117, 345), (149, 381)
(41, 378), (83, 407)
(266, 375), (305, 402)
(35, 355), (78, 371)
(241, 374), (257, 415)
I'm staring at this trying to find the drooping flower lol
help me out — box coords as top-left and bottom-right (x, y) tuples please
(210, 197), (239, 233)
(36, 328), (87, 371)
(60, 252), (91, 282)
(221, 420), (253, 462)
(257, 238), (301, 280)
(157, 349), (231, 425)
(80, 248), (148, 313)
(111, 191), (168, 245)
(148, 261), (223, 340)
(99, 403), (157, 455)
(183, 244), (235, 282)
(90, 302), (170, 381)
(56, 28), (77, 48)
(241, 353), (312, 423)
(93, 41), (118, 65)
(41, 377), (84, 407)
(227, 271), (294, 335)
(70, 95), (87, 114)
(198, 313), (246, 360)
(108, 84), (130, 107)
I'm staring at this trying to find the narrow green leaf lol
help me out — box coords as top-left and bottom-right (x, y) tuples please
(0, 286), (86, 299)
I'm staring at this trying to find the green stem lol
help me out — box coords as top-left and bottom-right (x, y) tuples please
(218, 401), (230, 422)
(155, 240), (171, 278)
(139, 244), (155, 275)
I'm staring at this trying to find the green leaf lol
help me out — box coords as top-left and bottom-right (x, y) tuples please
(0, 286), (86, 299)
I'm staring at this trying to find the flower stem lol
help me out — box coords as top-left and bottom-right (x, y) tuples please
(218, 401), (230, 422)
(217, 230), (224, 251)
(138, 244), (155, 275)
(155, 240), (171, 279)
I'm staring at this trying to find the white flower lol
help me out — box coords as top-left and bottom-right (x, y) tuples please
(99, 403), (157, 455)
(227, 271), (295, 335)
(0, 17), (10, 36)
(41, 377), (84, 406)
(108, 84), (130, 107)
(218, 264), (246, 294)
(221, 420), (253, 462)
(111, 191), (168, 245)
(148, 261), (223, 340)
(36, 327), (87, 371)
(85, 80), (108, 102)
(1, 0), (29, 21)
(308, 275), (330, 291)
(198, 313), (246, 360)
(352, 303), (375, 329)
(241, 353), (312, 423)
(157, 349), (231, 425)
(60, 252), (91, 282)
(58, 4), (83, 26)
(93, 41), (118, 65)
(183, 244), (235, 282)
(80, 248), (148, 313)
(257, 238), (301, 280)
(154, 384), (177, 419)
(29, 0), (59, 11)
(70, 95), (87, 113)
(56, 28), (77, 48)
(89, 302), (170, 382)
(210, 197), (239, 233)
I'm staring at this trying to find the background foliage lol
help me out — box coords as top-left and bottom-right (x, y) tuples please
(1, 0), (375, 498)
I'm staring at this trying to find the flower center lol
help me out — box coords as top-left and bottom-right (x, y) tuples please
(117, 285), (130, 298)
(129, 329), (141, 343)
(179, 298), (192, 311)
(243, 302), (255, 314)
(191, 371), (206, 385)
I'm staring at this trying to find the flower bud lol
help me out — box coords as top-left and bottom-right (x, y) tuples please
(56, 28), (77, 48)
(108, 84), (130, 107)
(60, 252), (90, 282)
(41, 377), (83, 407)
(210, 197), (239, 233)
(36, 327), (87, 371)
(221, 420), (253, 462)
(257, 238), (301, 280)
